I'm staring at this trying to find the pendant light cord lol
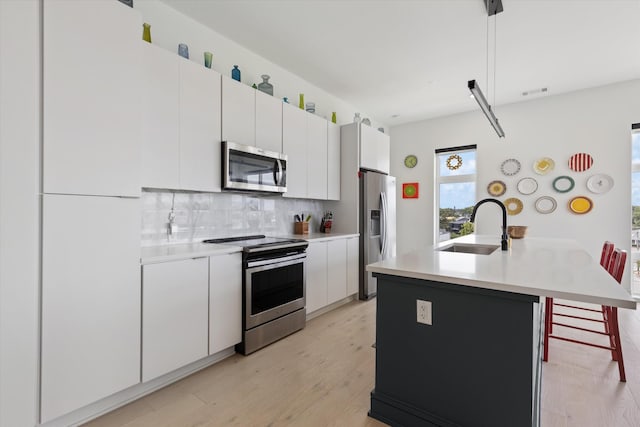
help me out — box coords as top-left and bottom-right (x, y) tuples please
(494, 11), (497, 109)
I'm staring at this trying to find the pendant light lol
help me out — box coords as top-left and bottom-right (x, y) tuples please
(468, 0), (505, 138)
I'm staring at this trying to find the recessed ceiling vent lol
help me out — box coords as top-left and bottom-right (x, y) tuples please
(522, 88), (548, 97)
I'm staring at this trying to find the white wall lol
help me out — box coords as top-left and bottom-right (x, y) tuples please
(390, 80), (640, 288)
(0, 1), (41, 426)
(134, 0), (383, 128)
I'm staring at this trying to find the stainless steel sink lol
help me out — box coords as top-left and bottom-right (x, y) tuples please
(436, 243), (500, 255)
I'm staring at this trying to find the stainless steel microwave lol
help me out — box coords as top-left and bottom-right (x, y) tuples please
(222, 141), (287, 193)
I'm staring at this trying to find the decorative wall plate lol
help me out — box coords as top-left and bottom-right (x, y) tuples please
(404, 154), (418, 168)
(586, 174), (614, 194)
(504, 197), (524, 215)
(516, 177), (538, 195)
(569, 196), (593, 214)
(535, 196), (557, 214)
(487, 180), (506, 196)
(501, 159), (521, 176)
(533, 157), (555, 175)
(568, 153), (594, 172)
(552, 176), (575, 193)
(446, 154), (462, 170)
(402, 182), (419, 199)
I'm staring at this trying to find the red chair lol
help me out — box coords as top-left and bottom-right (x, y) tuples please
(543, 242), (627, 382)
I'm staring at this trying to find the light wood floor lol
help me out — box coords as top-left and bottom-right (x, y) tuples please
(85, 298), (640, 427)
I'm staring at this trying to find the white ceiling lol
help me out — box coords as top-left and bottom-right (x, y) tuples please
(160, 0), (640, 126)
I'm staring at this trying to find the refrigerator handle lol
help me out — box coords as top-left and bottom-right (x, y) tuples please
(380, 192), (387, 256)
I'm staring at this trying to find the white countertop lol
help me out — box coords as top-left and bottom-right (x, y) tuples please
(366, 235), (637, 309)
(140, 233), (358, 264)
(140, 242), (242, 265)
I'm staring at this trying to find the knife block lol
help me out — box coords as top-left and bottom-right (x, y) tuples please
(294, 221), (309, 235)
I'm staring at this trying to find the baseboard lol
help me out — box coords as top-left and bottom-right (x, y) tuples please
(39, 347), (235, 427)
(306, 294), (357, 321)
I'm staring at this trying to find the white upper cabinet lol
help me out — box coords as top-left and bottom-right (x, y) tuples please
(255, 90), (283, 153)
(282, 103), (308, 199)
(43, 0), (141, 197)
(359, 124), (390, 174)
(179, 58), (222, 192)
(327, 122), (341, 200)
(140, 45), (221, 192)
(306, 114), (328, 200)
(141, 43), (180, 189)
(221, 76), (255, 147)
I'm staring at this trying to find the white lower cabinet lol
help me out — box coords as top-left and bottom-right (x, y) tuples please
(209, 252), (242, 355)
(142, 257), (209, 382)
(327, 239), (347, 305)
(41, 195), (140, 423)
(306, 237), (357, 314)
(306, 241), (328, 313)
(347, 237), (359, 296)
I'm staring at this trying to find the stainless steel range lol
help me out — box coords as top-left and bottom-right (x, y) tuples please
(203, 235), (308, 355)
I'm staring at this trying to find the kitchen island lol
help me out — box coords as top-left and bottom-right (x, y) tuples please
(366, 235), (636, 427)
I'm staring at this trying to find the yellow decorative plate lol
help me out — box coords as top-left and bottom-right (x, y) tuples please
(504, 197), (523, 215)
(569, 196), (593, 214)
(533, 157), (555, 175)
(487, 180), (506, 196)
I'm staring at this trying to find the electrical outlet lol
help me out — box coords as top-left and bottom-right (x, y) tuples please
(417, 300), (432, 325)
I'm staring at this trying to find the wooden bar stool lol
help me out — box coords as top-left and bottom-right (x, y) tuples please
(543, 243), (627, 382)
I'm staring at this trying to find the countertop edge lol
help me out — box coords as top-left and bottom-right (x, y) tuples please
(368, 266), (637, 310)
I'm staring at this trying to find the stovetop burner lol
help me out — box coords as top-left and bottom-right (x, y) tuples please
(203, 234), (308, 254)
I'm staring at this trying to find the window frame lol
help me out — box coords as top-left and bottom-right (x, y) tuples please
(434, 145), (477, 243)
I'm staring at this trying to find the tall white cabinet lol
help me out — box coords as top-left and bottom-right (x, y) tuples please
(41, 1), (143, 422)
(41, 195), (141, 422)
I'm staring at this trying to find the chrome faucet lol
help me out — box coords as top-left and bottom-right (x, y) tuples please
(470, 198), (509, 251)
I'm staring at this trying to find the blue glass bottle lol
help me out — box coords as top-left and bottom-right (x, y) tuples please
(231, 65), (241, 82)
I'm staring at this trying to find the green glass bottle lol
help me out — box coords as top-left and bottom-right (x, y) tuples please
(142, 23), (151, 43)
(331, 112), (337, 124)
(299, 93), (304, 110)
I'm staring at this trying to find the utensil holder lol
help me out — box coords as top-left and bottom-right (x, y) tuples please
(294, 222), (308, 235)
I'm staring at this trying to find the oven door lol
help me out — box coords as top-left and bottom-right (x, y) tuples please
(245, 253), (305, 329)
(223, 141), (287, 193)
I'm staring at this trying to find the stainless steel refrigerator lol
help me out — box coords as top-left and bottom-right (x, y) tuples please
(359, 171), (396, 300)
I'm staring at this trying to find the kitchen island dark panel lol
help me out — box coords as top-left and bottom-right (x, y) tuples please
(369, 273), (542, 427)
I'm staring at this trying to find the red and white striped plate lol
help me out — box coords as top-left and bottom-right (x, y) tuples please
(568, 153), (593, 172)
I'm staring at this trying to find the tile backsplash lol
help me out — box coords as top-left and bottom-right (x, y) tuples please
(142, 190), (327, 246)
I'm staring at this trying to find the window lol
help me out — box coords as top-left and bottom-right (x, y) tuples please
(435, 145), (477, 242)
(631, 127), (640, 295)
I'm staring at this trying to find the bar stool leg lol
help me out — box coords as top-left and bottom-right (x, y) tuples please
(543, 297), (552, 362)
(611, 307), (626, 382)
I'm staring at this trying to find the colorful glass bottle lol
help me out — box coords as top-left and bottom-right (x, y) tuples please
(331, 112), (337, 124)
(299, 93), (304, 110)
(232, 65), (241, 82)
(257, 75), (273, 95)
(142, 23), (151, 43)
